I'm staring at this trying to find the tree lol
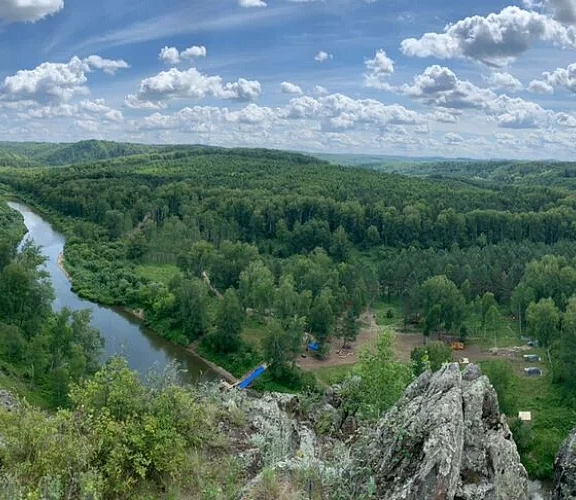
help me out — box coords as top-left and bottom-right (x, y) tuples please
(481, 292), (498, 325)
(484, 305), (500, 344)
(557, 295), (576, 389)
(308, 289), (334, 345)
(274, 274), (300, 320)
(211, 288), (245, 353)
(239, 261), (275, 317)
(411, 341), (453, 375)
(263, 318), (305, 379)
(352, 331), (414, 419)
(172, 278), (212, 341)
(526, 298), (560, 349)
(419, 275), (467, 335)
(336, 307), (361, 349)
(330, 226), (352, 262)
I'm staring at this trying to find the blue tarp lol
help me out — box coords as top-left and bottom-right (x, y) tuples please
(238, 365), (266, 390)
(308, 342), (320, 351)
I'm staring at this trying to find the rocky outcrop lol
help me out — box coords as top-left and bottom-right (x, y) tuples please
(553, 427), (576, 499)
(0, 389), (17, 412)
(368, 363), (528, 500)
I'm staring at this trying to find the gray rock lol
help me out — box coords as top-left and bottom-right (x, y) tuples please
(553, 427), (576, 499)
(0, 390), (17, 412)
(368, 363), (528, 500)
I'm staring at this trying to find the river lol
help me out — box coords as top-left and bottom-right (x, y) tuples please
(8, 201), (216, 383)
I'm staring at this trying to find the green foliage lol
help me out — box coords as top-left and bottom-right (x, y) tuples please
(481, 360), (519, 415)
(263, 317), (305, 379)
(209, 288), (245, 354)
(526, 298), (560, 348)
(351, 331), (414, 419)
(0, 358), (213, 498)
(419, 275), (466, 334)
(411, 341), (453, 376)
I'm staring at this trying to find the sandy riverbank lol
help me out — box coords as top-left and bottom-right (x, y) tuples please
(57, 252), (72, 281)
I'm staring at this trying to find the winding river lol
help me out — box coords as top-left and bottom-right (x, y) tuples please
(8, 201), (216, 383)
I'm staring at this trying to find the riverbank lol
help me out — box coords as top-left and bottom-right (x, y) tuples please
(57, 246), (237, 383)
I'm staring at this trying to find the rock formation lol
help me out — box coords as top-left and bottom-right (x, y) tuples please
(553, 427), (576, 499)
(368, 363), (528, 500)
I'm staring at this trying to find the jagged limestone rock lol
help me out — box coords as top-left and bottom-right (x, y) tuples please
(553, 427), (576, 499)
(368, 363), (528, 500)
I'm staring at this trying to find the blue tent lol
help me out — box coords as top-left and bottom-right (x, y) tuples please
(238, 365), (266, 390)
(308, 342), (320, 351)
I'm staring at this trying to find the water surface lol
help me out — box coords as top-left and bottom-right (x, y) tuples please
(8, 201), (215, 383)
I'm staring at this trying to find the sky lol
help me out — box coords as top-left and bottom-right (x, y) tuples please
(4, 0), (576, 158)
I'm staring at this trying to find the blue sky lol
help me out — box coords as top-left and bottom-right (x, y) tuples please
(2, 0), (576, 159)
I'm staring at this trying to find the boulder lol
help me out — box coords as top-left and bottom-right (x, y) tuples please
(553, 427), (576, 499)
(368, 363), (528, 500)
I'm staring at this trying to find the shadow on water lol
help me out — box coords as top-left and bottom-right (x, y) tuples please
(7, 201), (217, 384)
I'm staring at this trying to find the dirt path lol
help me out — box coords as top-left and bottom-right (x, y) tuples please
(298, 310), (380, 371)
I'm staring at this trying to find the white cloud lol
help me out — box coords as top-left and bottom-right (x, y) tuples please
(543, 62), (576, 92)
(528, 79), (555, 93)
(0, 0), (63, 22)
(83, 55), (129, 75)
(181, 46), (207, 59)
(428, 110), (459, 123)
(401, 6), (576, 66)
(402, 65), (496, 110)
(525, 0), (576, 25)
(313, 85), (329, 95)
(488, 95), (550, 129)
(159, 45), (207, 65)
(280, 81), (303, 95)
(0, 56), (129, 105)
(239, 0), (267, 7)
(444, 133), (464, 144)
(159, 47), (181, 65)
(314, 51), (333, 62)
(364, 49), (394, 89)
(131, 67), (261, 105)
(282, 93), (423, 131)
(483, 72), (523, 91)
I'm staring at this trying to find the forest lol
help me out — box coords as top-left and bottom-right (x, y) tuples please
(0, 141), (576, 487)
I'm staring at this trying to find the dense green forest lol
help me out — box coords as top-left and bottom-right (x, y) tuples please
(1, 141), (576, 483)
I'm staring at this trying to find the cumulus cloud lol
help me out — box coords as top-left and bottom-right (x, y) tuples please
(0, 0), (63, 22)
(281, 93), (423, 131)
(401, 6), (576, 66)
(524, 0), (576, 25)
(528, 79), (555, 93)
(131, 67), (261, 106)
(0, 56), (129, 105)
(159, 45), (207, 65)
(239, 0), (267, 7)
(401, 65), (496, 109)
(364, 49), (394, 89)
(313, 85), (328, 95)
(488, 95), (550, 129)
(483, 72), (523, 91)
(280, 81), (303, 95)
(83, 55), (129, 75)
(444, 132), (464, 144)
(314, 51), (333, 62)
(543, 62), (576, 92)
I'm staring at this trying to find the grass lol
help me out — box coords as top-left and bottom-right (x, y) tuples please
(510, 370), (576, 479)
(135, 264), (180, 285)
(241, 317), (269, 353)
(372, 300), (404, 329)
(312, 365), (354, 386)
